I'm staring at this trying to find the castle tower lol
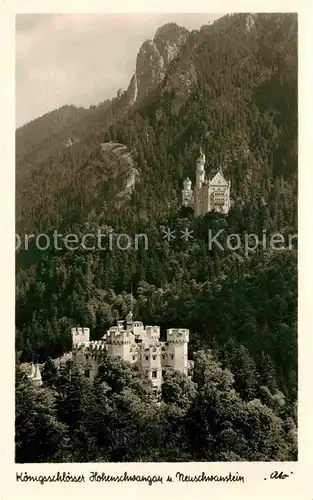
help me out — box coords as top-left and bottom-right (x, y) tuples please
(143, 325), (160, 343)
(71, 327), (90, 346)
(140, 344), (162, 393)
(28, 362), (35, 380)
(182, 177), (193, 208)
(195, 148), (206, 215)
(71, 326), (97, 379)
(164, 328), (189, 375)
(106, 325), (135, 364)
(32, 363), (42, 387)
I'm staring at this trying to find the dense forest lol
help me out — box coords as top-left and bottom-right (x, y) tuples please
(16, 350), (297, 462)
(15, 13), (298, 462)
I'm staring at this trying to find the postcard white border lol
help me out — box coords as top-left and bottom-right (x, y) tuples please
(1, 1), (312, 499)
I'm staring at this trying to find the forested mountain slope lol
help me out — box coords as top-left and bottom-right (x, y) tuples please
(16, 14), (297, 236)
(15, 13), (298, 462)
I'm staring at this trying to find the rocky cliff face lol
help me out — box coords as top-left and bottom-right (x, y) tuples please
(153, 23), (189, 66)
(135, 39), (165, 101)
(162, 61), (198, 116)
(125, 74), (138, 106)
(98, 142), (139, 201)
(124, 23), (189, 104)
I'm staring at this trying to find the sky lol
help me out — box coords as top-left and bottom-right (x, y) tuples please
(16, 13), (222, 127)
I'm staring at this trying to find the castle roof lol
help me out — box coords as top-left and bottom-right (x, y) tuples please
(209, 171), (229, 186)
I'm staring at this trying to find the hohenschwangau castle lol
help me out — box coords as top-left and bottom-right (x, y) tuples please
(182, 149), (231, 215)
(71, 310), (190, 394)
(26, 310), (190, 393)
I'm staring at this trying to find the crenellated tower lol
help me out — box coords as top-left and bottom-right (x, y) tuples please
(72, 327), (90, 345)
(164, 328), (189, 375)
(106, 323), (134, 363)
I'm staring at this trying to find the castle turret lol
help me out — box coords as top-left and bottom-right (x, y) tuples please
(164, 328), (189, 375)
(195, 148), (206, 215)
(182, 177), (193, 208)
(28, 362), (35, 380)
(32, 363), (42, 386)
(106, 323), (135, 364)
(72, 327), (90, 346)
(196, 148), (205, 186)
(143, 325), (160, 342)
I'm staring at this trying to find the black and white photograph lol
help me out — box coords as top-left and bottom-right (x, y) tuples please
(14, 11), (298, 467)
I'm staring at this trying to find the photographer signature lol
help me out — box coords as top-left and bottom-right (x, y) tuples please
(264, 471), (293, 480)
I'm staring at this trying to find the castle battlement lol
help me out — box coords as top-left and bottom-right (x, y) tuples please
(167, 328), (189, 343)
(71, 312), (190, 392)
(89, 341), (106, 350)
(143, 325), (160, 342)
(72, 327), (90, 345)
(106, 329), (134, 343)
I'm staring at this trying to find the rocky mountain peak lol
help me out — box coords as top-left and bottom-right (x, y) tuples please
(153, 23), (189, 65)
(132, 23), (189, 102)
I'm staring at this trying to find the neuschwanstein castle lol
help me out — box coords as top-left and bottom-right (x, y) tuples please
(182, 149), (231, 215)
(71, 311), (190, 394)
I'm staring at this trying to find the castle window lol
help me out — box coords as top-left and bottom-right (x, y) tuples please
(145, 356), (149, 361)
(162, 370), (166, 377)
(162, 355), (165, 360)
(85, 354), (89, 360)
(132, 356), (136, 360)
(171, 354), (174, 360)
(84, 369), (90, 378)
(152, 355), (156, 360)
(152, 370), (157, 378)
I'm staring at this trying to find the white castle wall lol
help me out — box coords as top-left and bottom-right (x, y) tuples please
(182, 151), (231, 216)
(140, 344), (162, 389)
(106, 328), (133, 362)
(165, 328), (189, 375)
(71, 319), (190, 391)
